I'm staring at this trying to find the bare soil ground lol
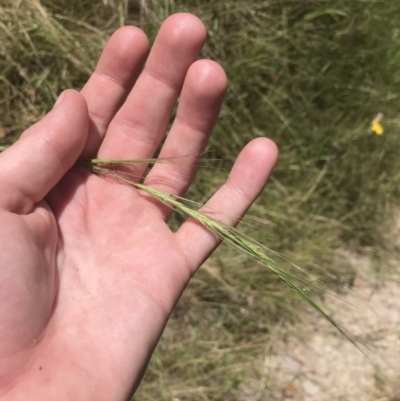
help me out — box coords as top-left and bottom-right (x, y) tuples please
(237, 249), (400, 401)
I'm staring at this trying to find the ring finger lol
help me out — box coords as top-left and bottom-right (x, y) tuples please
(143, 59), (227, 220)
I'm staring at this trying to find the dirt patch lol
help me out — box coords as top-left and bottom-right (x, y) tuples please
(238, 250), (400, 401)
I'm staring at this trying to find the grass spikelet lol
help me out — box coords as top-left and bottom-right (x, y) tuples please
(0, 144), (366, 349)
(0, 143), (360, 345)
(89, 161), (360, 346)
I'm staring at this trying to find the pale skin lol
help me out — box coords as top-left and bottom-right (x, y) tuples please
(0, 13), (278, 401)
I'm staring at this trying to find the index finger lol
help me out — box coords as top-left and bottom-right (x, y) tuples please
(80, 26), (149, 158)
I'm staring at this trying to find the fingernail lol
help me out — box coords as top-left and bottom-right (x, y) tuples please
(53, 91), (65, 109)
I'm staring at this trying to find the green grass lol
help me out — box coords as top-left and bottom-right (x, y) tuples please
(1, 0), (400, 399)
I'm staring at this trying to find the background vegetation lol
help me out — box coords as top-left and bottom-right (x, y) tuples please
(1, 0), (400, 399)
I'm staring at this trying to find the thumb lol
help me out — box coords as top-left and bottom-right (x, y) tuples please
(0, 90), (88, 214)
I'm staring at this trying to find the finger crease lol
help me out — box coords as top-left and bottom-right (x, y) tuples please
(143, 69), (179, 92)
(115, 118), (158, 147)
(94, 70), (133, 92)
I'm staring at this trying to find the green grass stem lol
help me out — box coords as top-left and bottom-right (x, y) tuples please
(0, 143), (371, 348)
(86, 160), (358, 345)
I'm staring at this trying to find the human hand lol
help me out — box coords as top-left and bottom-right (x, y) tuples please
(0, 13), (278, 401)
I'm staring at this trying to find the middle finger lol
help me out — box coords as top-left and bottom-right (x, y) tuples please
(98, 13), (207, 173)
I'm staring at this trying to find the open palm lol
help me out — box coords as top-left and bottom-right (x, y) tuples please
(0, 14), (278, 400)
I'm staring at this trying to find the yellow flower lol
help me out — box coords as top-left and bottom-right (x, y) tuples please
(371, 121), (384, 135)
(370, 113), (384, 135)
